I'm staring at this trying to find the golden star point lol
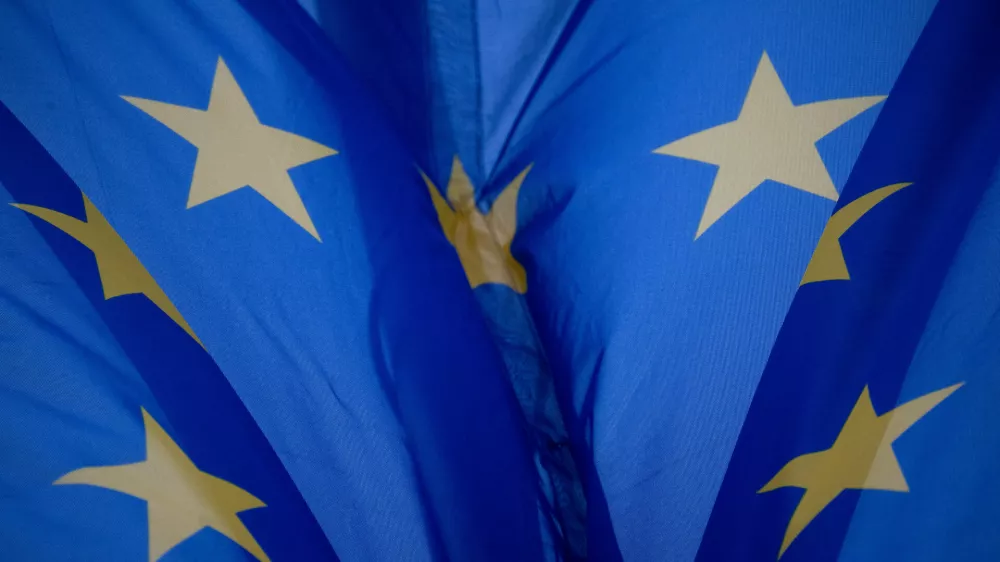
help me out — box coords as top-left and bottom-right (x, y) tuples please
(760, 382), (962, 558)
(55, 408), (269, 562)
(12, 196), (201, 345)
(124, 57), (335, 241)
(654, 51), (886, 238)
(800, 182), (910, 285)
(422, 156), (530, 293)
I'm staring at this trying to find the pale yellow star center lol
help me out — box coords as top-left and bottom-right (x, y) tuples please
(124, 57), (336, 241)
(55, 408), (269, 562)
(759, 382), (962, 558)
(654, 51), (885, 238)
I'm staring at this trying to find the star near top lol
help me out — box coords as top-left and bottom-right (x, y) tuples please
(654, 52), (885, 238)
(759, 382), (962, 558)
(124, 57), (336, 240)
(56, 408), (269, 562)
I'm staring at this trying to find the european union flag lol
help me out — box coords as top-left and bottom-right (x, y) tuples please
(2, 0), (1000, 560)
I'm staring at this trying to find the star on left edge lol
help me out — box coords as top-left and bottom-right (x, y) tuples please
(13, 194), (201, 346)
(55, 408), (270, 562)
(123, 57), (336, 241)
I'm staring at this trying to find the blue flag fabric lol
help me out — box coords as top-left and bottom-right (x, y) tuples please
(296, 0), (578, 186)
(697, 0), (1000, 559)
(454, 1), (936, 560)
(4, 0), (1000, 560)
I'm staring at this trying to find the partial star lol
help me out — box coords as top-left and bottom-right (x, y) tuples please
(124, 57), (336, 240)
(421, 157), (531, 293)
(759, 382), (962, 558)
(654, 52), (886, 238)
(14, 195), (201, 345)
(801, 182), (910, 285)
(56, 408), (269, 562)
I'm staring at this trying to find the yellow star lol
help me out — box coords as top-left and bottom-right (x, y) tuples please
(654, 52), (886, 238)
(13, 195), (201, 346)
(55, 408), (269, 562)
(421, 157), (531, 293)
(801, 182), (910, 285)
(759, 382), (962, 558)
(124, 57), (336, 241)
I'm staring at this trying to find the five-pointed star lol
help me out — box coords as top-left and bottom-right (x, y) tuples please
(124, 57), (336, 240)
(800, 182), (910, 285)
(759, 382), (962, 558)
(13, 195), (200, 345)
(56, 408), (269, 562)
(654, 51), (886, 238)
(421, 156), (531, 293)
